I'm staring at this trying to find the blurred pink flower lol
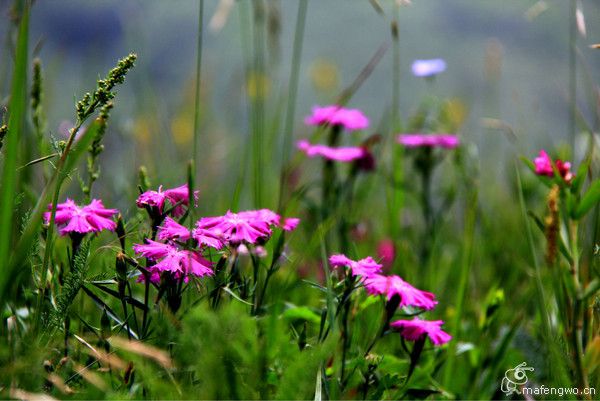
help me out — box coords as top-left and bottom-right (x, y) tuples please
(377, 238), (395, 271)
(133, 239), (213, 279)
(390, 318), (452, 345)
(364, 274), (437, 310)
(136, 184), (199, 217)
(397, 134), (459, 149)
(44, 198), (118, 236)
(534, 150), (553, 175)
(411, 59), (446, 77)
(304, 105), (369, 131)
(533, 150), (573, 183)
(329, 254), (382, 278)
(297, 140), (367, 162)
(157, 217), (191, 242)
(283, 217), (300, 231)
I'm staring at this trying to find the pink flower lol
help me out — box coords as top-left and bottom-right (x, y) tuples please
(238, 209), (281, 226)
(364, 274), (437, 310)
(411, 59), (447, 77)
(297, 140), (367, 162)
(329, 254), (382, 278)
(195, 208), (295, 245)
(196, 210), (273, 245)
(133, 239), (213, 279)
(44, 198), (118, 236)
(533, 150), (574, 183)
(157, 217), (192, 242)
(397, 134), (459, 149)
(377, 239), (395, 271)
(390, 318), (452, 346)
(283, 217), (300, 231)
(305, 105), (369, 131)
(136, 184), (199, 217)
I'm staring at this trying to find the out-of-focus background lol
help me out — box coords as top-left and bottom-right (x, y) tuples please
(1, 0), (599, 211)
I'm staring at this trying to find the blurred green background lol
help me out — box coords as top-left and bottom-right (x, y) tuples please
(1, 0), (600, 212)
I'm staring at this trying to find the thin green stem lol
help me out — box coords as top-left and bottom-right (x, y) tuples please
(277, 0), (307, 212)
(192, 0), (204, 198)
(568, 221), (590, 394)
(251, 0), (266, 208)
(35, 117), (91, 331)
(569, 0), (577, 147)
(443, 187), (476, 388)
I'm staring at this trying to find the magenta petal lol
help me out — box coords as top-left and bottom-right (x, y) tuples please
(397, 134), (459, 149)
(297, 141), (366, 162)
(136, 188), (167, 212)
(534, 149), (554, 176)
(181, 251), (214, 277)
(364, 274), (437, 310)
(304, 105), (369, 131)
(391, 318), (452, 346)
(329, 254), (382, 279)
(158, 217), (192, 242)
(282, 217), (300, 231)
(133, 239), (174, 260)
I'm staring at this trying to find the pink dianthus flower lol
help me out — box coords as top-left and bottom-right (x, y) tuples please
(282, 217), (300, 231)
(133, 239), (213, 280)
(157, 217), (192, 242)
(390, 318), (452, 346)
(136, 184), (199, 217)
(196, 209), (299, 245)
(533, 150), (573, 183)
(44, 198), (118, 236)
(196, 210), (273, 245)
(397, 134), (459, 149)
(364, 274), (437, 310)
(304, 105), (369, 131)
(297, 140), (367, 162)
(329, 254), (382, 278)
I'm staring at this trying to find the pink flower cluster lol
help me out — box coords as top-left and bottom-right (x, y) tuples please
(133, 185), (300, 283)
(44, 199), (119, 236)
(304, 105), (369, 131)
(136, 184), (199, 217)
(196, 209), (299, 246)
(397, 134), (460, 149)
(533, 150), (574, 183)
(328, 253), (451, 346)
(298, 105), (374, 165)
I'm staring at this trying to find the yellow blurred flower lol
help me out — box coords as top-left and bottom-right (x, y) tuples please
(309, 58), (340, 93)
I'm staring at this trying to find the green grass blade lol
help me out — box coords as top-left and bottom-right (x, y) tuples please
(0, 3), (29, 304)
(278, 0), (307, 211)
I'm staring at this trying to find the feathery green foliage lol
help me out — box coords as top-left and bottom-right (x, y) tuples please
(48, 240), (90, 331)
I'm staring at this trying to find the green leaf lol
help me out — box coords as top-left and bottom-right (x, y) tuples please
(282, 305), (321, 325)
(519, 155), (536, 174)
(571, 154), (591, 195)
(574, 179), (600, 219)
